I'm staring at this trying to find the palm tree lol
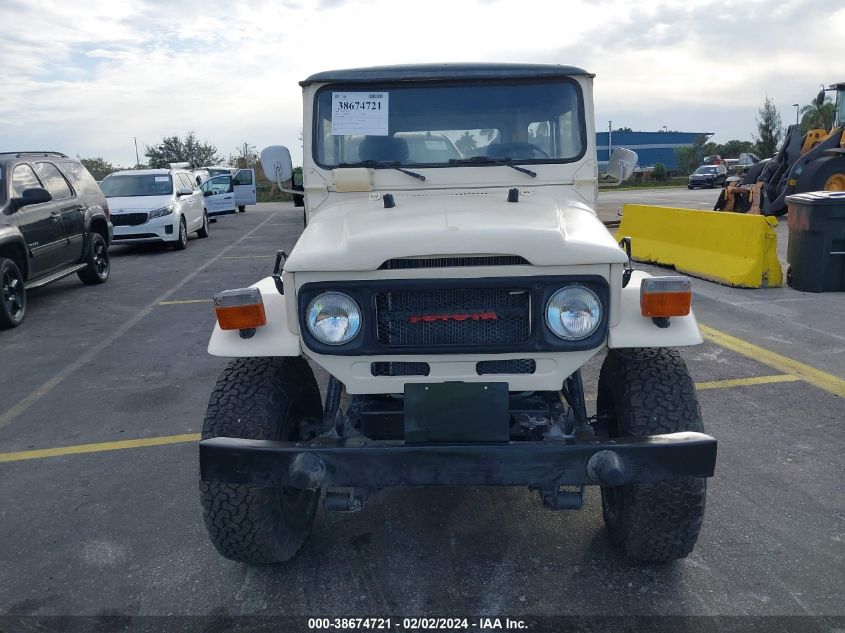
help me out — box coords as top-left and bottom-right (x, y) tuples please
(800, 98), (835, 132)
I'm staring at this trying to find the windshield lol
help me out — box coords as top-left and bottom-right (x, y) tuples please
(207, 168), (232, 177)
(695, 167), (717, 174)
(314, 79), (585, 168)
(101, 174), (173, 197)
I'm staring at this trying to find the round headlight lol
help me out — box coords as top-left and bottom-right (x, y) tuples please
(306, 292), (362, 345)
(546, 286), (602, 341)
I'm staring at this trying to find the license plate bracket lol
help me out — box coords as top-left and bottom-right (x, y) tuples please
(403, 382), (510, 444)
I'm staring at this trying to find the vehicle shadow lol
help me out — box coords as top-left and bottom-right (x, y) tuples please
(223, 485), (700, 616)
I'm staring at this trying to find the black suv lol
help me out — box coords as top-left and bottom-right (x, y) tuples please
(0, 152), (113, 329)
(688, 164), (728, 189)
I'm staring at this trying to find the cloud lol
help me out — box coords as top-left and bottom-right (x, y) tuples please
(0, 0), (839, 165)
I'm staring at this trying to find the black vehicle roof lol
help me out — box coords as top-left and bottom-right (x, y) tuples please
(300, 63), (593, 86)
(0, 151), (70, 165)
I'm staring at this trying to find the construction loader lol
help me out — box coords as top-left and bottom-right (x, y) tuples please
(716, 82), (845, 215)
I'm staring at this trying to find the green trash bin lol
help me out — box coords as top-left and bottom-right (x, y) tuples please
(785, 191), (845, 292)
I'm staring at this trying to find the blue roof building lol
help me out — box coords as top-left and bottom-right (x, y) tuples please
(596, 131), (712, 171)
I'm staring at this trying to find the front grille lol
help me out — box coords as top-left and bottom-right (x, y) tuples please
(379, 255), (530, 270)
(371, 362), (430, 377)
(111, 212), (148, 226)
(476, 359), (536, 375)
(375, 288), (530, 347)
(113, 233), (158, 240)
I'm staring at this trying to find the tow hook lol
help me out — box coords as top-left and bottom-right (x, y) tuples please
(288, 452), (325, 489)
(587, 450), (627, 486)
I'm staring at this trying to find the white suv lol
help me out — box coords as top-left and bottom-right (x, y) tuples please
(100, 169), (210, 249)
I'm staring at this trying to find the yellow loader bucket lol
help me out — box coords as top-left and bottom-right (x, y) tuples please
(615, 204), (783, 288)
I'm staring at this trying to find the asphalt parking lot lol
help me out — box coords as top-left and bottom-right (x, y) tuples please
(1, 191), (843, 625)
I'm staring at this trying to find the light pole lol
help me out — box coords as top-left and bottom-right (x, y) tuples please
(792, 103), (799, 126)
(133, 137), (140, 168)
(608, 120), (612, 160)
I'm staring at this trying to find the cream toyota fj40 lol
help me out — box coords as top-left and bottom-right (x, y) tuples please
(199, 64), (717, 564)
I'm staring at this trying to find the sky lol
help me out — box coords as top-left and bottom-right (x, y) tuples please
(0, 0), (840, 167)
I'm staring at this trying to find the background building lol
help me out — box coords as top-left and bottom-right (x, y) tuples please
(596, 131), (712, 171)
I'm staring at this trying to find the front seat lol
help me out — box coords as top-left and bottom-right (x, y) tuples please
(358, 136), (409, 163)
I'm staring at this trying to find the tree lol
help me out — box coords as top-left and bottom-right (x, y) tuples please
(652, 163), (667, 182)
(144, 132), (221, 169)
(674, 134), (708, 174)
(79, 157), (117, 181)
(800, 98), (835, 133)
(231, 142), (258, 169)
(754, 97), (782, 159)
(455, 131), (477, 154)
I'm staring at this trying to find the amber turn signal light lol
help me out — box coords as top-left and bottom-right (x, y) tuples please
(213, 288), (267, 330)
(640, 276), (692, 317)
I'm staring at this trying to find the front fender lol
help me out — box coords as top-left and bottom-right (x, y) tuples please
(607, 271), (703, 348)
(207, 277), (301, 357)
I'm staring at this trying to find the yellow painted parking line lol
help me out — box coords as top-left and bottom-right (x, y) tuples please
(221, 255), (274, 260)
(159, 299), (212, 305)
(700, 324), (845, 398)
(0, 433), (201, 464)
(695, 374), (800, 390)
(0, 371), (806, 464)
(586, 374), (798, 401)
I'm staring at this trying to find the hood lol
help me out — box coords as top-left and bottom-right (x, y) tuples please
(106, 195), (173, 212)
(285, 193), (628, 272)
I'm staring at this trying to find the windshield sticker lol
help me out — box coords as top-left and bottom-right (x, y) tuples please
(154, 176), (169, 182)
(424, 140), (448, 150)
(331, 92), (388, 136)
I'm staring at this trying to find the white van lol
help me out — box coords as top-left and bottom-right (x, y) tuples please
(100, 168), (209, 249)
(200, 166), (256, 212)
(199, 174), (237, 217)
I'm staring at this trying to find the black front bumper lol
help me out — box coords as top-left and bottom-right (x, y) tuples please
(200, 432), (717, 489)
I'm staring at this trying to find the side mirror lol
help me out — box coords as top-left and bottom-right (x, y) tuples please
(816, 89), (826, 107)
(177, 186), (193, 196)
(606, 148), (638, 182)
(260, 145), (293, 185)
(203, 190), (212, 197)
(11, 187), (52, 211)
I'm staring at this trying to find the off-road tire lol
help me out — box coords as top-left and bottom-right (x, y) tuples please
(174, 217), (188, 250)
(78, 232), (110, 285)
(197, 211), (210, 238)
(0, 257), (26, 329)
(796, 155), (845, 192)
(597, 348), (707, 562)
(200, 357), (323, 564)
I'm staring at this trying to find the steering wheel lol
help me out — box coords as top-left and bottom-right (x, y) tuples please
(485, 142), (550, 159)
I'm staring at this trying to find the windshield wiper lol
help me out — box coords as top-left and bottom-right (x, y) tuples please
(338, 161), (426, 182)
(448, 156), (537, 178)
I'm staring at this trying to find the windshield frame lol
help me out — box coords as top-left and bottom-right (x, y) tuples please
(311, 77), (587, 171)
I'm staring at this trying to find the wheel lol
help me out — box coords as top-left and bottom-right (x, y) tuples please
(173, 217), (188, 250)
(197, 211), (210, 238)
(200, 357), (324, 564)
(687, 185), (693, 189)
(786, 265), (793, 288)
(238, 205), (246, 213)
(796, 156), (845, 192)
(0, 257), (26, 329)
(596, 348), (707, 562)
(78, 232), (110, 285)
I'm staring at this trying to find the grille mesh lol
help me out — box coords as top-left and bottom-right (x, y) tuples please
(375, 288), (530, 347)
(476, 359), (537, 375)
(371, 362), (430, 376)
(379, 255), (530, 270)
(111, 212), (148, 227)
